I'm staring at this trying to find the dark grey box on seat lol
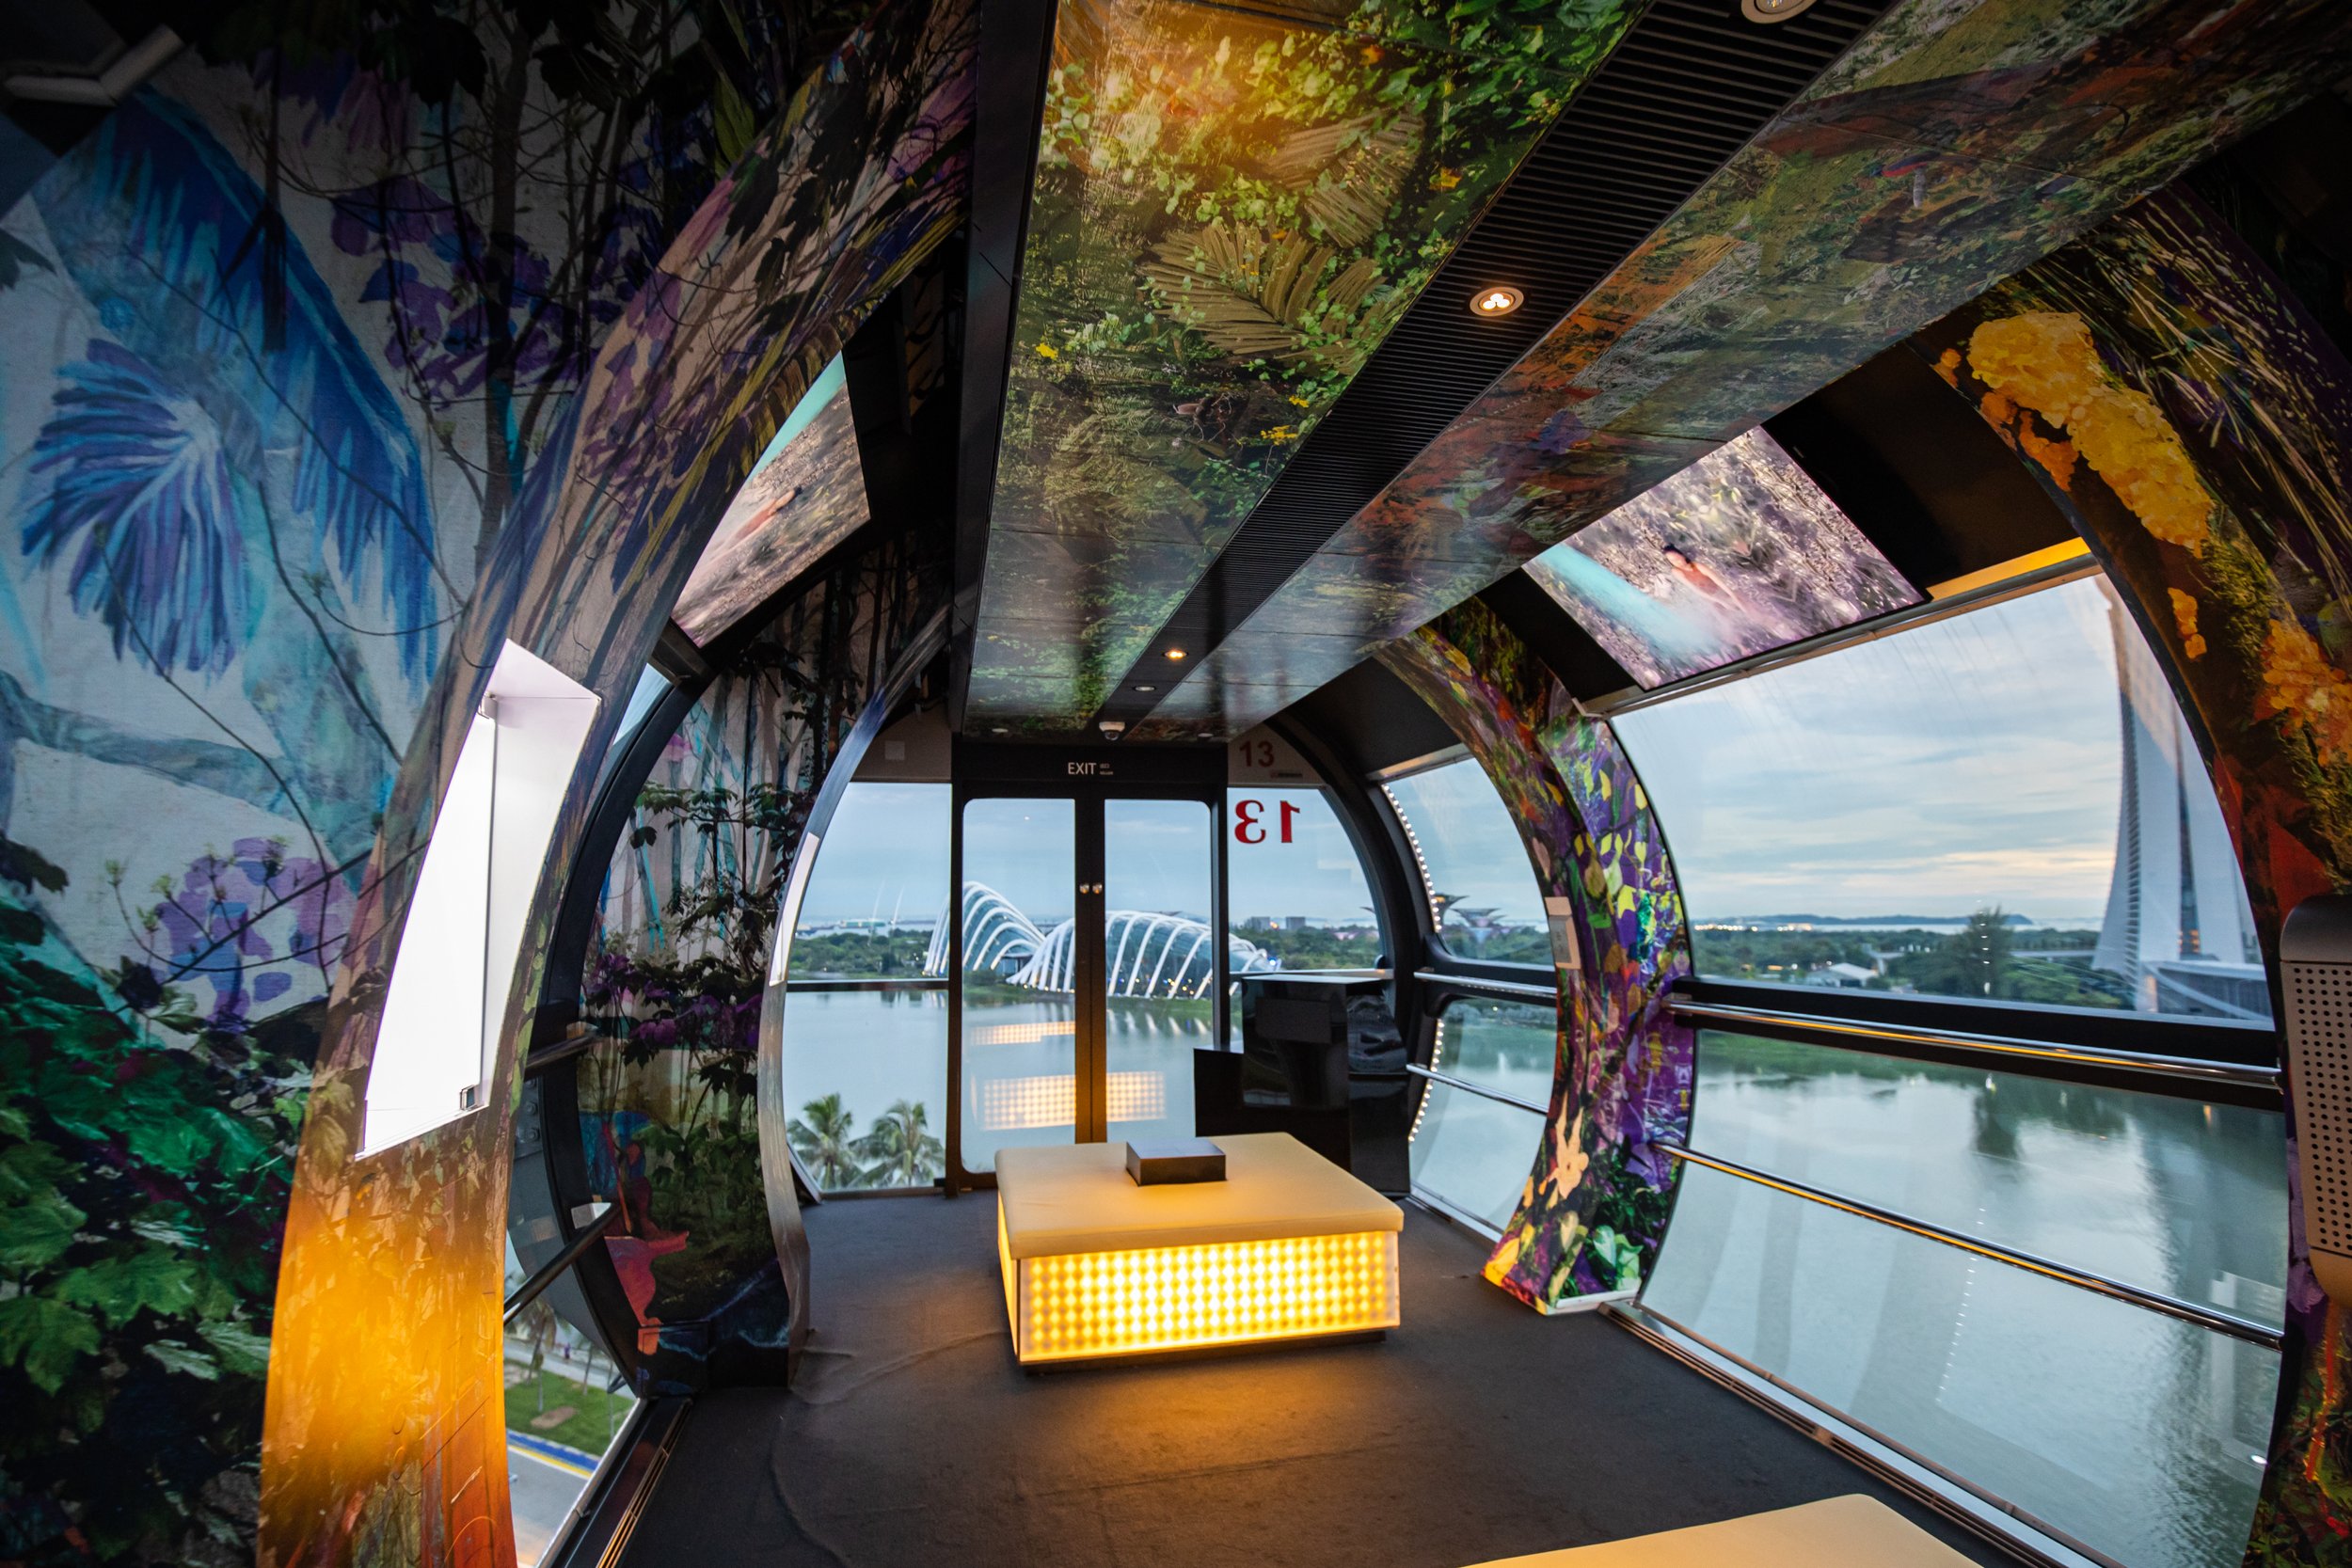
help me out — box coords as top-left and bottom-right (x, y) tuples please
(1125, 1138), (1226, 1185)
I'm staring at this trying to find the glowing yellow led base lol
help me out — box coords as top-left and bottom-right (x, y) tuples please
(998, 1213), (1400, 1365)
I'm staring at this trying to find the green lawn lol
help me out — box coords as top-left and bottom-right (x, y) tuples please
(503, 1364), (633, 1459)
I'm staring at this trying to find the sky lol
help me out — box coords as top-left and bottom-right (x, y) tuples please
(792, 577), (2243, 935)
(1616, 576), (2145, 924)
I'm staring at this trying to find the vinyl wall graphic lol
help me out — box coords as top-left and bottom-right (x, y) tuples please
(1521, 427), (1920, 688)
(672, 356), (870, 647)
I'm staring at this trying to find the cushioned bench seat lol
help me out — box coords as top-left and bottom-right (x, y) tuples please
(993, 1132), (1403, 1365)
(1463, 1496), (1978, 1568)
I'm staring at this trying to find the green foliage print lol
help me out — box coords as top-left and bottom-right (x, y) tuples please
(0, 842), (306, 1565)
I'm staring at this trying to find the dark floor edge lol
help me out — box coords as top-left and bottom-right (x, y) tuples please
(550, 1395), (691, 1568)
(1602, 1305), (2105, 1568)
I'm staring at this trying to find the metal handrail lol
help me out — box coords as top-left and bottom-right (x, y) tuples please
(503, 1202), (622, 1325)
(1657, 1141), (2281, 1349)
(1668, 997), (2280, 1095)
(784, 975), (949, 992)
(1413, 969), (1558, 1005)
(1407, 1062), (1549, 1117)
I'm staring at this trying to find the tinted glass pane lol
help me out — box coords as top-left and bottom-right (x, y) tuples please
(1227, 787), (1380, 969)
(503, 1240), (637, 1566)
(1615, 577), (2270, 1022)
(776, 783), (949, 1192)
(1105, 799), (1216, 1144)
(1692, 1031), (2285, 1323)
(1382, 758), (1549, 962)
(1409, 1080), (1541, 1234)
(791, 784), (948, 979)
(1434, 997), (1555, 1104)
(960, 798), (1076, 1173)
(1644, 1165), (2273, 1568)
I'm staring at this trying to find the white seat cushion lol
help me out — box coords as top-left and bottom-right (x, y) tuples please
(994, 1132), (1401, 1259)
(1462, 1497), (1977, 1568)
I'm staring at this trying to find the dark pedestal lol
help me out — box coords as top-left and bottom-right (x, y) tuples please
(1193, 973), (1409, 1195)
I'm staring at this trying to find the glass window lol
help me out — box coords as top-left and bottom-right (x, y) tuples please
(1226, 786), (1381, 1033)
(1104, 799), (1217, 1143)
(1692, 1031), (2285, 1323)
(1432, 997), (1555, 1104)
(1643, 1164), (2273, 1568)
(1614, 576), (2271, 1022)
(958, 798), (1077, 1174)
(1381, 757), (1549, 964)
(503, 1238), (638, 1567)
(1408, 1079), (1540, 1235)
(777, 783), (949, 1190)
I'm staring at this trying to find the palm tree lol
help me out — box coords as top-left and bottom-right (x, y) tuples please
(787, 1094), (862, 1190)
(854, 1100), (944, 1187)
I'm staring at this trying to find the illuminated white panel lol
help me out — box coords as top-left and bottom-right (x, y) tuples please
(363, 642), (599, 1153)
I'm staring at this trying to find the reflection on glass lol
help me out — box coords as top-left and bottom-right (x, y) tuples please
(776, 783), (950, 1191)
(502, 1240), (637, 1567)
(961, 798), (1075, 1171)
(1105, 800), (1215, 1144)
(1691, 1031), (2286, 1320)
(1644, 1165), (2274, 1568)
(1408, 1077), (1539, 1234)
(1615, 576), (2271, 1022)
(1381, 758), (1549, 962)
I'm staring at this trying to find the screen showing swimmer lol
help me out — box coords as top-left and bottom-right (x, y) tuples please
(1521, 427), (1920, 689)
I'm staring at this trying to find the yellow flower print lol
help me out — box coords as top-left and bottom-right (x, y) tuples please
(1966, 312), (2212, 552)
(2258, 616), (2352, 767)
(2168, 589), (2206, 660)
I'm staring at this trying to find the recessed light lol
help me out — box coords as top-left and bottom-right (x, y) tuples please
(992, 726), (1009, 735)
(1470, 285), (1523, 319)
(1134, 683), (1158, 692)
(1164, 648), (1186, 661)
(1740, 0), (1816, 20)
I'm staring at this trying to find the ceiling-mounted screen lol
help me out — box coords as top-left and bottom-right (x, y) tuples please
(1520, 427), (1920, 689)
(673, 356), (866, 646)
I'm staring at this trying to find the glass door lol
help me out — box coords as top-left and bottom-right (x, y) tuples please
(956, 797), (1079, 1174)
(1103, 799), (1216, 1145)
(946, 770), (1225, 1183)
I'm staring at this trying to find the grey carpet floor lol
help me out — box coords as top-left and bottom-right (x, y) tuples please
(619, 1195), (2008, 1567)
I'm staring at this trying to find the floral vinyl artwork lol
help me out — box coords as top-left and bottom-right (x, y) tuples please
(1522, 426), (1920, 688)
(1379, 597), (1693, 1308)
(1913, 180), (2352, 1567)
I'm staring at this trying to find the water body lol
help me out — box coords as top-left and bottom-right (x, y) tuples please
(779, 991), (2283, 1568)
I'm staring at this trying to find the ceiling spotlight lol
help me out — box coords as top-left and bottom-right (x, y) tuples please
(1165, 648), (1187, 661)
(1740, 0), (1816, 20)
(992, 726), (1009, 736)
(1470, 285), (1523, 319)
(1134, 683), (1158, 692)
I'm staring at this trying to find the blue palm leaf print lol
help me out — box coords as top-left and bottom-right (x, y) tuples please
(23, 342), (249, 675)
(26, 93), (438, 680)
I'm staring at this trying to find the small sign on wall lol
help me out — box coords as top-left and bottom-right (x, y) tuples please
(1228, 727), (1319, 786)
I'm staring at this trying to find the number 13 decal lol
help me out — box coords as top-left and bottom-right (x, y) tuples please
(1232, 799), (1300, 845)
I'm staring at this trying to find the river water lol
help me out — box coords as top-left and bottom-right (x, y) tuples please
(779, 990), (2284, 1568)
